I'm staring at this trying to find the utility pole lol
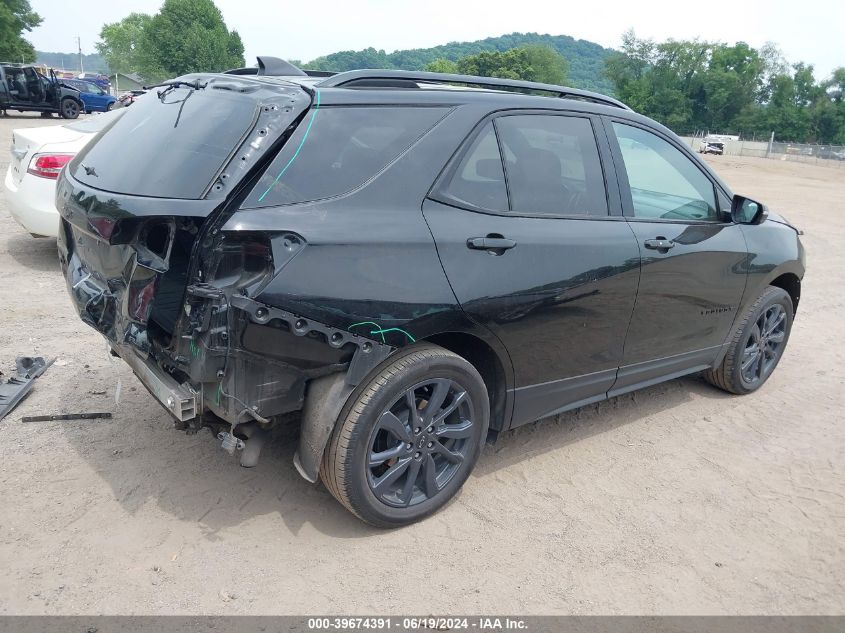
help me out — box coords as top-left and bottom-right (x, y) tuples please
(77, 36), (84, 73)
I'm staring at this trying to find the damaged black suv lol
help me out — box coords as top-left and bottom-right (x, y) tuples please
(57, 67), (805, 527)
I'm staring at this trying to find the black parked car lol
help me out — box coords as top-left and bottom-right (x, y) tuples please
(56, 69), (805, 527)
(0, 63), (84, 119)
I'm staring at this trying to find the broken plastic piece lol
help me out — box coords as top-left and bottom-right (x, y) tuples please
(0, 357), (55, 421)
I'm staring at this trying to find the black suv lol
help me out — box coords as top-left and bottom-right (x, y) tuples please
(56, 69), (805, 527)
(0, 63), (84, 118)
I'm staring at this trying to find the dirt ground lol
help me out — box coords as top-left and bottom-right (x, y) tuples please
(0, 112), (843, 616)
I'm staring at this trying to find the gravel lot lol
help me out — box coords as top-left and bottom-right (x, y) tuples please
(1, 112), (843, 615)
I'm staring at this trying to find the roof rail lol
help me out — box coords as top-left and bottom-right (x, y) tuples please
(316, 69), (630, 110)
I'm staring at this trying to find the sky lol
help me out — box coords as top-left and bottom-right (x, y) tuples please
(26, 0), (845, 80)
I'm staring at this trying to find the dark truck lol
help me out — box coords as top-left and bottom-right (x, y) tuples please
(0, 63), (84, 118)
(56, 69), (804, 527)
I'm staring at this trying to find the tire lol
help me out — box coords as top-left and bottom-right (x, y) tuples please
(321, 343), (489, 528)
(106, 102), (114, 111)
(704, 286), (793, 395)
(60, 98), (80, 119)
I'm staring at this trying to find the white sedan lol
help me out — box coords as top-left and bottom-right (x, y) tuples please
(4, 112), (121, 237)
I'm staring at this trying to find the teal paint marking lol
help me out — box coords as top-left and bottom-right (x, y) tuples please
(256, 89), (321, 202)
(349, 321), (416, 344)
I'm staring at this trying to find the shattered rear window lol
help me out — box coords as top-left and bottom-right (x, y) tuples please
(243, 105), (449, 208)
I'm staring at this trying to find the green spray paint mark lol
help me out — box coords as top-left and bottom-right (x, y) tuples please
(190, 340), (201, 359)
(349, 321), (416, 344)
(215, 382), (222, 406)
(256, 90), (321, 202)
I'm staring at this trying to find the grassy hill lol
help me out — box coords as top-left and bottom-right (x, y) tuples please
(305, 32), (615, 94)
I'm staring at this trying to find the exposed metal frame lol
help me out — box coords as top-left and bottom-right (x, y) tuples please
(317, 69), (631, 110)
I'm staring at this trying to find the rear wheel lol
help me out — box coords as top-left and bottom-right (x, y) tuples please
(61, 98), (80, 119)
(704, 286), (793, 394)
(321, 344), (489, 527)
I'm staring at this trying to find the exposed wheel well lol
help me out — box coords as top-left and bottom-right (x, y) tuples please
(423, 332), (508, 432)
(770, 273), (801, 314)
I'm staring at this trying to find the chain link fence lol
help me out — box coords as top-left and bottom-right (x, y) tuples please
(679, 136), (845, 167)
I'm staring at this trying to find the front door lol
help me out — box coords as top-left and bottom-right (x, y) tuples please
(425, 112), (641, 427)
(605, 120), (748, 395)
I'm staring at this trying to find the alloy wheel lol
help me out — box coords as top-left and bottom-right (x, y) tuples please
(63, 100), (79, 118)
(367, 378), (476, 508)
(740, 304), (787, 386)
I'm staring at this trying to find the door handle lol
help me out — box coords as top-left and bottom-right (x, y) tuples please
(466, 236), (517, 252)
(644, 238), (675, 251)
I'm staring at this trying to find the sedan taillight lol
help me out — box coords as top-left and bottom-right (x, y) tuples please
(27, 153), (75, 180)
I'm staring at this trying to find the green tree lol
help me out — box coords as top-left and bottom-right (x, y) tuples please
(425, 58), (458, 74)
(0, 0), (42, 62)
(137, 0), (244, 81)
(454, 46), (569, 85)
(96, 13), (152, 75)
(522, 45), (569, 85)
(457, 49), (530, 80)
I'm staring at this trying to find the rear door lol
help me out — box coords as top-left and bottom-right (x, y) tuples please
(424, 111), (641, 428)
(605, 119), (748, 395)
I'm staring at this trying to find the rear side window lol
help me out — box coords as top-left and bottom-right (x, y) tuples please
(495, 115), (608, 216)
(437, 122), (508, 212)
(244, 106), (448, 208)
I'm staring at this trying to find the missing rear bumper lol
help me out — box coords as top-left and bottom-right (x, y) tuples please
(115, 346), (198, 422)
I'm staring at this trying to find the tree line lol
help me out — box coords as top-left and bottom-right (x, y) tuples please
(95, 0), (244, 83)
(7, 0), (842, 145)
(605, 31), (845, 144)
(303, 33), (613, 93)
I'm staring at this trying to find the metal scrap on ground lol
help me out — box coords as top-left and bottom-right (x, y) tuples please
(21, 412), (112, 422)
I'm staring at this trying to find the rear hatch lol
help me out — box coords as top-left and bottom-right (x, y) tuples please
(57, 74), (312, 354)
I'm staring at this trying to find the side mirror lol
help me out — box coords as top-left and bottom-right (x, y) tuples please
(732, 195), (768, 225)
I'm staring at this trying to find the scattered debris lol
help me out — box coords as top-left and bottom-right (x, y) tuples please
(21, 412), (112, 423)
(0, 357), (55, 421)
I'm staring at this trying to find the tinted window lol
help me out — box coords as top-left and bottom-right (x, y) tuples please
(71, 87), (262, 199)
(612, 122), (718, 221)
(438, 122), (508, 212)
(245, 106), (448, 208)
(495, 115), (608, 216)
